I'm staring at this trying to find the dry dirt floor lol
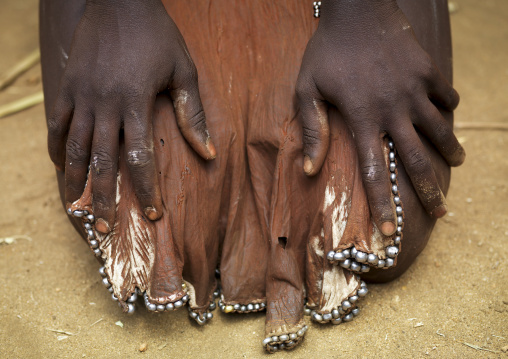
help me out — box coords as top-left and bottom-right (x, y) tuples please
(0, 1), (506, 358)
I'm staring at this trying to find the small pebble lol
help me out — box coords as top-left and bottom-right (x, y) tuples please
(139, 343), (148, 352)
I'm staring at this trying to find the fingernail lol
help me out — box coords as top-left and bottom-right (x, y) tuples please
(144, 207), (160, 221)
(95, 218), (111, 234)
(431, 204), (448, 218)
(207, 142), (217, 160)
(303, 155), (314, 175)
(380, 222), (396, 236)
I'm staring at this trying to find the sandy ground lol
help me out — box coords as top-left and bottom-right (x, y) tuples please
(0, 1), (506, 358)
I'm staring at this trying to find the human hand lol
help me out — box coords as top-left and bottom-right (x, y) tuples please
(47, 0), (216, 233)
(295, 0), (464, 235)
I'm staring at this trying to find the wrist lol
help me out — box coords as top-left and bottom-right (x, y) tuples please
(319, 0), (400, 29)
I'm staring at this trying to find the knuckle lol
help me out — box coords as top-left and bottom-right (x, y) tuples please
(405, 147), (431, 174)
(66, 138), (88, 163)
(361, 161), (386, 185)
(186, 110), (207, 132)
(126, 146), (152, 170)
(91, 149), (115, 175)
(302, 126), (322, 146)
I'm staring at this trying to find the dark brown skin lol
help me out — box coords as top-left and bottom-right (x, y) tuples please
(46, 0), (216, 234)
(40, 0), (462, 351)
(296, 0), (465, 237)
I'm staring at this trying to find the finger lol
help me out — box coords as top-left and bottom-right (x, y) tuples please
(414, 100), (466, 167)
(90, 111), (120, 234)
(65, 107), (94, 207)
(170, 64), (216, 160)
(123, 102), (163, 221)
(47, 91), (73, 171)
(295, 80), (330, 176)
(427, 65), (460, 111)
(393, 125), (447, 218)
(356, 131), (397, 236)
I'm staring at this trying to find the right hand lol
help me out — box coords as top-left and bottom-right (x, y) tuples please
(48, 0), (216, 233)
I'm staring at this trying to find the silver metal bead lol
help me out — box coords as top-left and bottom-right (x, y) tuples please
(86, 214), (95, 222)
(254, 303), (260, 310)
(147, 303), (156, 312)
(361, 281), (367, 287)
(286, 341), (295, 348)
(386, 246), (399, 258)
(209, 302), (216, 311)
(344, 313), (354, 322)
(394, 196), (401, 205)
(247, 304), (254, 311)
(392, 185), (398, 194)
(396, 226), (403, 235)
(89, 240), (99, 249)
(174, 300), (183, 308)
(213, 290), (220, 298)
(355, 251), (367, 263)
(349, 295), (359, 303)
(358, 287), (368, 297)
(350, 262), (361, 272)
(233, 304), (241, 311)
(267, 345), (278, 352)
(352, 308), (360, 316)
(166, 303), (174, 311)
(312, 313), (323, 322)
(182, 295), (189, 303)
(340, 259), (352, 269)
(157, 304), (165, 312)
(397, 216), (403, 225)
(240, 305), (247, 312)
(127, 303), (135, 314)
(367, 254), (379, 265)
(394, 236), (401, 245)
(386, 258), (395, 267)
(279, 343), (286, 350)
(389, 162), (396, 172)
(87, 229), (94, 239)
(84, 223), (92, 230)
(304, 307), (311, 316)
(108, 286), (113, 293)
(342, 249), (351, 258)
(196, 316), (206, 325)
(99, 266), (106, 277)
(351, 247), (358, 257)
(290, 333), (298, 340)
(377, 259), (385, 268)
(111, 294), (118, 301)
(389, 152), (395, 161)
(331, 309), (340, 318)
(323, 313), (332, 321)
(260, 302), (266, 308)
(189, 311), (198, 319)
(388, 141), (394, 150)
(102, 277), (111, 288)
(342, 300), (352, 310)
(272, 336), (279, 343)
(206, 312), (213, 320)
(361, 264), (370, 272)
(331, 317), (342, 325)
(327, 251), (335, 261)
(396, 206), (403, 215)
(67, 208), (72, 215)
(73, 210), (84, 218)
(333, 252), (345, 261)
(297, 329), (306, 337)
(279, 334), (289, 342)
(262, 338), (272, 346)
(128, 292), (138, 303)
(390, 173), (397, 183)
